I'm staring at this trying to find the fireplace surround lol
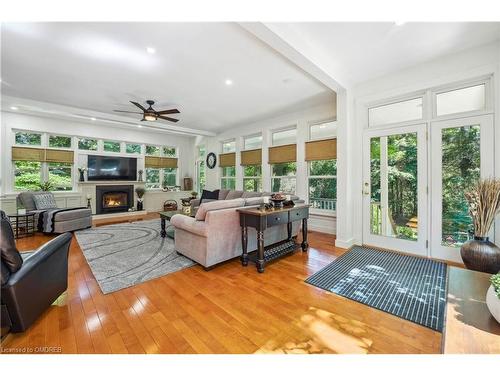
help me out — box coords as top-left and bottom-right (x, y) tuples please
(96, 185), (134, 214)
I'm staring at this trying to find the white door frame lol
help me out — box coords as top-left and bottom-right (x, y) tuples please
(362, 124), (428, 256)
(429, 114), (495, 263)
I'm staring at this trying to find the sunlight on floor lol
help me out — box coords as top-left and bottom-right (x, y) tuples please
(255, 307), (373, 354)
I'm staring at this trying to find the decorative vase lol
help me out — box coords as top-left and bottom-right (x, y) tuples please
(460, 236), (500, 274)
(486, 284), (500, 324)
(138, 170), (143, 182)
(137, 200), (143, 211)
(79, 170), (85, 182)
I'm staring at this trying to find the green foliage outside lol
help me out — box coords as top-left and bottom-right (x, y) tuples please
(78, 138), (97, 150)
(221, 178), (236, 190)
(162, 147), (176, 157)
(146, 145), (160, 156)
(49, 135), (71, 148)
(491, 274), (500, 299)
(271, 162), (296, 177)
(162, 168), (177, 187)
(14, 161), (72, 191)
(243, 165), (262, 192)
(198, 161), (206, 193)
(146, 168), (160, 189)
(222, 166), (236, 177)
(15, 132), (41, 145)
(103, 141), (121, 152)
(126, 143), (141, 154)
(309, 160), (336, 211)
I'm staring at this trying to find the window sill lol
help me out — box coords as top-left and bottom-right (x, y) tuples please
(310, 209), (336, 218)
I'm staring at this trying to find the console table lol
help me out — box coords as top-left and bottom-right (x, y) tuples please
(237, 204), (310, 273)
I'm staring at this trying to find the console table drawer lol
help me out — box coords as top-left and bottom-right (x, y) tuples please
(266, 212), (289, 227)
(290, 208), (308, 221)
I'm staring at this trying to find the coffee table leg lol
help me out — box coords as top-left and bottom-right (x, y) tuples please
(160, 217), (166, 237)
(257, 230), (265, 273)
(241, 226), (248, 266)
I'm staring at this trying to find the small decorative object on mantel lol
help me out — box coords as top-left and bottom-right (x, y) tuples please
(86, 194), (91, 209)
(486, 274), (500, 324)
(135, 187), (146, 211)
(191, 191), (198, 199)
(78, 166), (87, 182)
(270, 193), (286, 209)
(461, 178), (500, 274)
(184, 177), (193, 191)
(138, 169), (143, 182)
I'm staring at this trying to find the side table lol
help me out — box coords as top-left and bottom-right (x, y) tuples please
(8, 212), (36, 238)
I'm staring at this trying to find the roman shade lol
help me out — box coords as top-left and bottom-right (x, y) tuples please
(305, 138), (337, 161)
(219, 152), (236, 167)
(268, 144), (296, 164)
(240, 149), (262, 166)
(145, 156), (178, 168)
(12, 147), (74, 163)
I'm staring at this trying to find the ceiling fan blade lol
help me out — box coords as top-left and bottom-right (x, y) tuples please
(155, 109), (180, 115)
(113, 110), (143, 114)
(130, 101), (146, 111)
(158, 115), (179, 123)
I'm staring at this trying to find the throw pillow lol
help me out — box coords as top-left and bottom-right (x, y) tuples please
(200, 189), (219, 204)
(33, 193), (57, 210)
(226, 190), (244, 200)
(194, 198), (245, 221)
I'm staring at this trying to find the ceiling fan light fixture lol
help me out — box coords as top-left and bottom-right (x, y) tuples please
(144, 113), (157, 121)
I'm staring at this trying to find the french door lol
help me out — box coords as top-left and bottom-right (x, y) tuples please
(362, 124), (428, 256)
(362, 114), (494, 262)
(196, 160), (206, 194)
(429, 115), (494, 262)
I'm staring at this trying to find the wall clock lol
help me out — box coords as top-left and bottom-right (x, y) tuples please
(206, 152), (217, 169)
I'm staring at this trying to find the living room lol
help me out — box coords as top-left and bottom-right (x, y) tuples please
(1, 1), (500, 373)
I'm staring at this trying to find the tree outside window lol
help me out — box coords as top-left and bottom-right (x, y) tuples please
(221, 166), (236, 190)
(14, 161), (42, 191)
(49, 135), (72, 148)
(146, 168), (160, 189)
(48, 162), (73, 191)
(103, 140), (121, 152)
(146, 145), (160, 156)
(126, 143), (141, 154)
(162, 168), (177, 187)
(15, 132), (42, 146)
(308, 159), (337, 212)
(78, 138), (98, 151)
(243, 165), (262, 192)
(271, 162), (296, 193)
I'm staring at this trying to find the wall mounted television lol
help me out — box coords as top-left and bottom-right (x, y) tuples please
(87, 155), (137, 181)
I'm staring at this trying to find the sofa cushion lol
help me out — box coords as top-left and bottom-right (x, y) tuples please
(52, 208), (92, 222)
(218, 189), (230, 200)
(0, 212), (23, 273)
(33, 193), (57, 210)
(200, 189), (219, 204)
(242, 191), (261, 198)
(1, 261), (10, 286)
(17, 192), (39, 211)
(195, 198), (245, 221)
(244, 197), (264, 206)
(225, 190), (244, 200)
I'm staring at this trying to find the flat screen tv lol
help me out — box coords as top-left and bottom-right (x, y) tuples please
(87, 155), (137, 181)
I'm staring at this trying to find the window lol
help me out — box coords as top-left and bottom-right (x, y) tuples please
(243, 165), (262, 192)
(271, 162), (296, 193)
(310, 121), (337, 140)
(103, 140), (121, 152)
(15, 131), (41, 146)
(198, 145), (206, 158)
(222, 140), (236, 153)
(14, 161), (42, 191)
(78, 138), (98, 151)
(49, 135), (71, 148)
(436, 84), (485, 117)
(162, 168), (177, 187)
(146, 145), (160, 156)
(221, 166), (236, 190)
(244, 134), (262, 150)
(162, 146), (176, 157)
(146, 168), (160, 189)
(48, 162), (73, 191)
(126, 143), (141, 154)
(309, 159), (337, 212)
(369, 97), (423, 127)
(272, 128), (296, 146)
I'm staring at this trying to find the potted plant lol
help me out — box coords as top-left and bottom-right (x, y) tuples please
(78, 167), (87, 182)
(191, 191), (198, 199)
(135, 187), (146, 211)
(462, 178), (500, 274)
(38, 180), (54, 192)
(486, 274), (500, 323)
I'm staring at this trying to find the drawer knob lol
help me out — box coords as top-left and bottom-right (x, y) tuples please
(275, 217), (280, 221)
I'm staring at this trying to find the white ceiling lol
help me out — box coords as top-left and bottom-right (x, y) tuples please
(0, 22), (334, 134)
(266, 22), (500, 87)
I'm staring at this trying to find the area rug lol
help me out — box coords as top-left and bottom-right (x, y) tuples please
(75, 219), (194, 294)
(305, 246), (448, 332)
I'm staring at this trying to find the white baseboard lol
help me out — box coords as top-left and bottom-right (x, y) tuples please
(334, 237), (356, 249)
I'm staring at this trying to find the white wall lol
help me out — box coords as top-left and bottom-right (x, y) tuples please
(195, 102), (337, 234)
(336, 41), (500, 248)
(0, 111), (196, 195)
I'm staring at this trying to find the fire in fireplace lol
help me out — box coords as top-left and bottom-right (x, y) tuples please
(95, 185), (134, 214)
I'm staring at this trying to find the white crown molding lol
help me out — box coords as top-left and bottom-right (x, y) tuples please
(1, 96), (216, 137)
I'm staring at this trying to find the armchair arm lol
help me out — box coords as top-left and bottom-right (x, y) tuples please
(2, 232), (72, 332)
(170, 214), (208, 237)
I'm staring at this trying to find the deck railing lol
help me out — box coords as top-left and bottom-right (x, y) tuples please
(310, 198), (336, 211)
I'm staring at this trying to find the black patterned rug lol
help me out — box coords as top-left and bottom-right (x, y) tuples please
(306, 246), (448, 332)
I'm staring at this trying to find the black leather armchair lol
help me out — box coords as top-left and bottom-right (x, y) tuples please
(1, 210), (72, 335)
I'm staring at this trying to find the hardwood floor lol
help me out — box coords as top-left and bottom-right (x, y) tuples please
(1, 214), (442, 354)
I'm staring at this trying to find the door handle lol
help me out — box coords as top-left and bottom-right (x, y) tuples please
(363, 182), (370, 195)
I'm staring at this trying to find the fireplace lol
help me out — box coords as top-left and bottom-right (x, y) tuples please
(96, 185), (134, 214)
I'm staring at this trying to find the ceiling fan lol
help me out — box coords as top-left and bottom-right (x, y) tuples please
(114, 100), (180, 122)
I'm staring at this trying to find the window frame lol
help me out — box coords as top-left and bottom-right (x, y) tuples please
(243, 133), (263, 150)
(220, 166), (236, 190)
(270, 162), (297, 194)
(221, 139), (236, 153)
(271, 126), (297, 146)
(309, 119), (338, 141)
(243, 165), (262, 192)
(307, 159), (337, 215)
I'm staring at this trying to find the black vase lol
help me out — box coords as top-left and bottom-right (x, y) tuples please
(137, 201), (143, 211)
(79, 170), (85, 182)
(460, 236), (500, 274)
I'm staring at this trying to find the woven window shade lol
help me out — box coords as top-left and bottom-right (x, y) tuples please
(305, 138), (337, 161)
(45, 149), (74, 163)
(159, 157), (178, 168)
(219, 152), (236, 167)
(11, 147), (45, 162)
(268, 144), (296, 164)
(145, 156), (161, 168)
(240, 149), (262, 166)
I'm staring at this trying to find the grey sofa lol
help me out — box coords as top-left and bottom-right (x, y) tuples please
(1, 210), (72, 334)
(17, 192), (92, 234)
(190, 189), (301, 211)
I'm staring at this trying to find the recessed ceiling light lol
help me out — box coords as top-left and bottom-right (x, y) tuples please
(90, 117), (96, 121)
(394, 21), (406, 26)
(138, 125), (142, 128)
(146, 47), (156, 54)
(10, 106), (18, 110)
(225, 79), (233, 86)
